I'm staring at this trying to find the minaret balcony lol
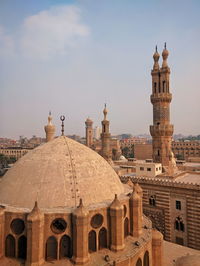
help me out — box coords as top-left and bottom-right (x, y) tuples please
(151, 93), (172, 103)
(150, 124), (174, 137)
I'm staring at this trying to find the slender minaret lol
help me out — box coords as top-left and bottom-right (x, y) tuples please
(150, 44), (175, 175)
(85, 117), (93, 148)
(100, 104), (112, 163)
(44, 112), (55, 142)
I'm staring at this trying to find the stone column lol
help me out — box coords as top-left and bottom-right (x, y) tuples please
(110, 194), (124, 251)
(129, 189), (142, 238)
(0, 207), (5, 259)
(26, 202), (44, 266)
(72, 199), (89, 265)
(152, 229), (163, 266)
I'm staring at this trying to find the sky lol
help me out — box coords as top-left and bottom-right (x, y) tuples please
(0, 0), (200, 139)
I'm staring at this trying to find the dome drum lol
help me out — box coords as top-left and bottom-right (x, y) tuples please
(0, 191), (160, 265)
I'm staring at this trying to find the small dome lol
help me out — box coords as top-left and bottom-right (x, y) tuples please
(176, 254), (200, 266)
(85, 117), (93, 124)
(162, 43), (169, 60)
(153, 46), (160, 61)
(0, 136), (124, 210)
(119, 155), (127, 161)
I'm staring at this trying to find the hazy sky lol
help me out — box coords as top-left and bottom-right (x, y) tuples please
(0, 0), (200, 139)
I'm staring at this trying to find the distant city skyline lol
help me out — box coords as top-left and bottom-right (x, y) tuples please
(0, 0), (200, 139)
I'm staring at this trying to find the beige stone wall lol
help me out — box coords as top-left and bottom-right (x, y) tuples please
(128, 176), (200, 250)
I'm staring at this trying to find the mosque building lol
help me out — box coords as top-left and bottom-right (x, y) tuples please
(0, 112), (164, 266)
(0, 46), (199, 266)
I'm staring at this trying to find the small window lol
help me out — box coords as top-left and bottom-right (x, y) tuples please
(156, 168), (158, 171)
(154, 82), (157, 93)
(176, 200), (181, 210)
(147, 168), (151, 171)
(140, 167), (144, 171)
(149, 195), (156, 206)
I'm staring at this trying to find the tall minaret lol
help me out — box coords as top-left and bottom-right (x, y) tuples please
(85, 117), (93, 148)
(44, 112), (55, 142)
(150, 44), (175, 175)
(100, 104), (112, 163)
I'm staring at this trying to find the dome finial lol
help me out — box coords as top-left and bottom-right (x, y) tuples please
(103, 103), (108, 120)
(60, 115), (65, 136)
(153, 45), (160, 70)
(162, 42), (169, 68)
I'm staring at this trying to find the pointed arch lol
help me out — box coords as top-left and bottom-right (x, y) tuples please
(124, 217), (129, 238)
(136, 258), (142, 266)
(99, 227), (107, 249)
(46, 236), (57, 261)
(88, 230), (96, 253)
(18, 235), (27, 259)
(59, 235), (72, 259)
(5, 234), (15, 258)
(144, 250), (149, 266)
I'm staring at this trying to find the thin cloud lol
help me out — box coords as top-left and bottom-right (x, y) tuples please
(0, 5), (90, 60)
(0, 25), (15, 56)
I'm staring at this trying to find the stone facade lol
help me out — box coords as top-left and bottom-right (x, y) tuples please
(0, 184), (162, 266)
(120, 175), (200, 251)
(172, 140), (200, 160)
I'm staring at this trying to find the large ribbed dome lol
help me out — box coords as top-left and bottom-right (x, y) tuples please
(0, 136), (124, 210)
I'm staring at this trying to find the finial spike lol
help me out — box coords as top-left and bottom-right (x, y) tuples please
(105, 103), (106, 108)
(164, 42), (166, 49)
(49, 111), (51, 116)
(155, 45), (157, 52)
(60, 115), (65, 136)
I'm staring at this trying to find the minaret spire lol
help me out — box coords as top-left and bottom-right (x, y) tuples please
(44, 112), (55, 142)
(100, 104), (112, 164)
(85, 117), (93, 148)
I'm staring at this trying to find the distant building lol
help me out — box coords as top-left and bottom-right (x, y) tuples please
(134, 143), (153, 160)
(172, 140), (200, 160)
(0, 147), (32, 160)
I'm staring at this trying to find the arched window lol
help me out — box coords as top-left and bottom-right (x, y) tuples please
(180, 222), (184, 232)
(157, 150), (160, 156)
(175, 217), (184, 232)
(136, 258), (142, 266)
(144, 251), (149, 266)
(163, 81), (166, 92)
(18, 235), (27, 259)
(59, 235), (72, 259)
(46, 236), (57, 261)
(175, 220), (179, 230)
(149, 195), (156, 206)
(124, 217), (129, 238)
(154, 82), (157, 93)
(5, 234), (15, 258)
(99, 227), (107, 249)
(88, 230), (96, 253)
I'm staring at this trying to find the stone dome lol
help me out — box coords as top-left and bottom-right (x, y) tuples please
(0, 136), (124, 210)
(176, 254), (200, 266)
